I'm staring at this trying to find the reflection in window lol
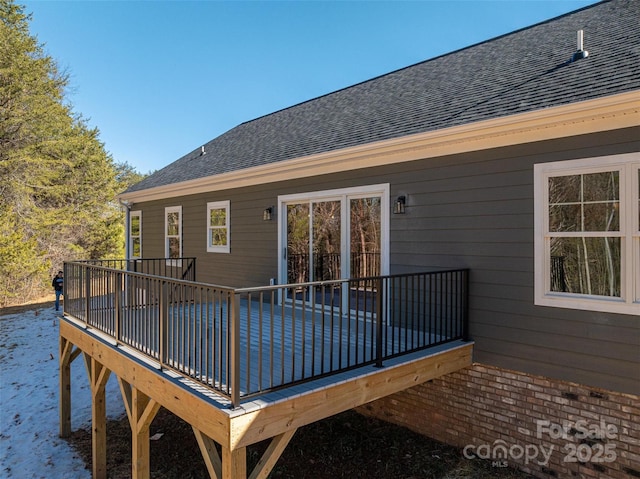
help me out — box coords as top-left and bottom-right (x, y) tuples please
(550, 237), (620, 296)
(350, 197), (381, 278)
(207, 201), (230, 253)
(165, 206), (182, 260)
(548, 172), (620, 298)
(287, 203), (310, 285)
(549, 172), (619, 232)
(312, 201), (341, 281)
(130, 211), (141, 258)
(536, 155), (640, 315)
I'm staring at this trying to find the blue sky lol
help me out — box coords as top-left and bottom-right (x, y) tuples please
(23, 0), (597, 174)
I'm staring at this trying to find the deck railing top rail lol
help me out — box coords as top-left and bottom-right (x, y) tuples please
(63, 260), (469, 407)
(74, 257), (197, 282)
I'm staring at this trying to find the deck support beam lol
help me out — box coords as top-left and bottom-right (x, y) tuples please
(248, 429), (297, 479)
(83, 353), (111, 479)
(118, 378), (161, 479)
(192, 426), (296, 479)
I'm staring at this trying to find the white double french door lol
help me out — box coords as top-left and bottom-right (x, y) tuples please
(278, 185), (389, 306)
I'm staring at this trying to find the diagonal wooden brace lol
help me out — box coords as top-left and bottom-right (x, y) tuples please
(118, 378), (161, 479)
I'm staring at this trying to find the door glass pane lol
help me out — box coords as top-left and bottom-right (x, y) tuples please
(287, 203), (310, 285)
(284, 193), (383, 311)
(312, 201), (341, 282)
(350, 197), (381, 315)
(350, 197), (381, 277)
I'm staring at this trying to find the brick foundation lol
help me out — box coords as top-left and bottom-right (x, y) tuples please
(357, 363), (640, 478)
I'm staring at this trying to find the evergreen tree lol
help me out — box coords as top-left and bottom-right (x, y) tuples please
(0, 0), (143, 305)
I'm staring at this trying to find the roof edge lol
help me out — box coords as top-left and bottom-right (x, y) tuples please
(119, 90), (640, 204)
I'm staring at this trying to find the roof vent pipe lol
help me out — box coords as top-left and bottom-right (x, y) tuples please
(201, 145), (206, 155)
(571, 29), (589, 62)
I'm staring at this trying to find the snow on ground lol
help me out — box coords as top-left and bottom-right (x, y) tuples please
(0, 305), (124, 478)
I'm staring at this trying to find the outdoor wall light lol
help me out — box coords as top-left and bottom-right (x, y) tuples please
(393, 196), (406, 214)
(263, 206), (273, 221)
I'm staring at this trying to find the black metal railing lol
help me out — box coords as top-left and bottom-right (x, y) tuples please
(63, 260), (468, 407)
(287, 252), (381, 284)
(74, 257), (196, 282)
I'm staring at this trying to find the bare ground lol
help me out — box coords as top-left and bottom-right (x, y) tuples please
(2, 299), (533, 478)
(66, 407), (534, 479)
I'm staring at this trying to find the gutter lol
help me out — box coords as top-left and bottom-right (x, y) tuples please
(119, 199), (132, 260)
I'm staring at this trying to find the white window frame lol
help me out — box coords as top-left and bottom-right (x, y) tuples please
(277, 183), (390, 286)
(206, 200), (230, 253)
(129, 210), (142, 259)
(164, 206), (182, 265)
(534, 152), (640, 315)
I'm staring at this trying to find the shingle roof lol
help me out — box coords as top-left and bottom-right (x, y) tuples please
(127, 0), (640, 193)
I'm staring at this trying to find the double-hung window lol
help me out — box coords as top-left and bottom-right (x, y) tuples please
(534, 153), (639, 315)
(165, 206), (182, 263)
(130, 210), (142, 259)
(207, 201), (230, 253)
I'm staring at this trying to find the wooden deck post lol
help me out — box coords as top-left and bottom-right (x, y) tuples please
(59, 336), (73, 438)
(221, 446), (246, 479)
(118, 378), (161, 479)
(60, 338), (82, 438)
(83, 353), (111, 479)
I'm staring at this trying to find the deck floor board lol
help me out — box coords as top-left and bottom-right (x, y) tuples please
(76, 296), (457, 402)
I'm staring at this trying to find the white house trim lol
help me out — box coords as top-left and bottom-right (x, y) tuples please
(119, 91), (640, 204)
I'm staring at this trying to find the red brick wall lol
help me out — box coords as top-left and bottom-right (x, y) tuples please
(358, 363), (640, 478)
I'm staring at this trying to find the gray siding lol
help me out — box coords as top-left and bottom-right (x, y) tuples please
(133, 127), (640, 395)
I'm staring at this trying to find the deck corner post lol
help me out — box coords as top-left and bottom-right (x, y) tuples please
(85, 265), (92, 325)
(159, 280), (169, 365)
(115, 270), (122, 342)
(462, 269), (470, 342)
(375, 277), (384, 368)
(222, 446), (246, 479)
(230, 291), (241, 408)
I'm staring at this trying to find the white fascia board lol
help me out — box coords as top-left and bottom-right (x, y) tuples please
(119, 91), (640, 204)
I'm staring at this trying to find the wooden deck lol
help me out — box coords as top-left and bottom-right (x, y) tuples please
(60, 263), (472, 478)
(59, 311), (472, 479)
(118, 298), (461, 399)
